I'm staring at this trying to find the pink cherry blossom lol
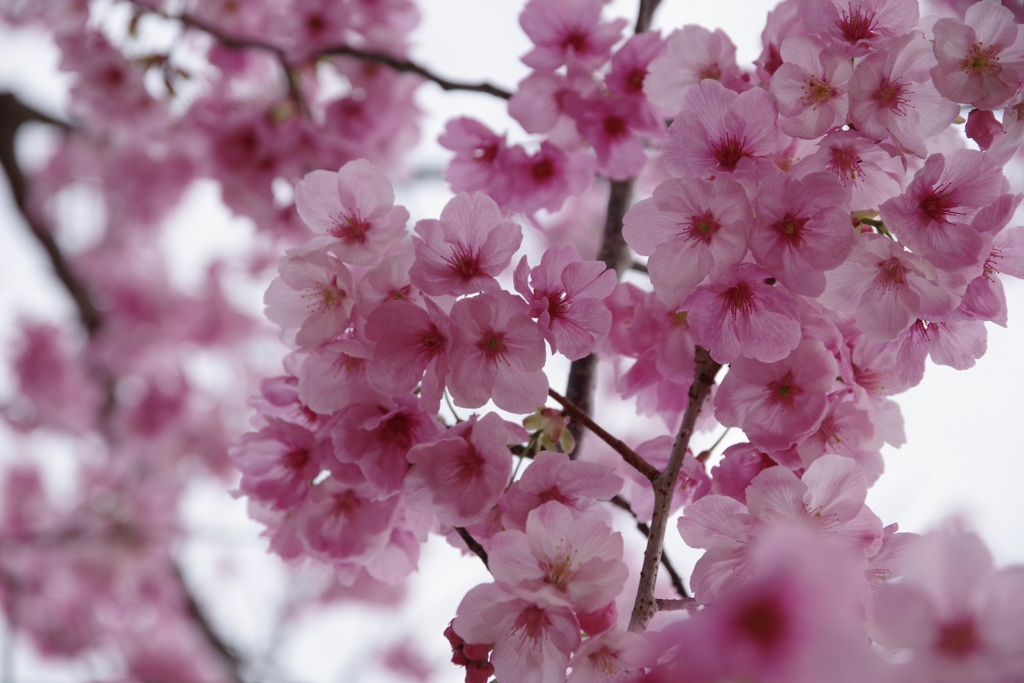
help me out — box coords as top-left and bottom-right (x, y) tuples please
(665, 79), (782, 182)
(847, 31), (960, 158)
(710, 443), (778, 504)
(264, 246), (356, 348)
(447, 292), (548, 414)
(502, 142), (595, 215)
(500, 450), (623, 531)
(409, 192), (522, 296)
(679, 454), (882, 604)
(568, 90), (663, 180)
(770, 36), (852, 139)
(658, 524), (883, 682)
(332, 394), (441, 495)
(296, 473), (400, 565)
(682, 262), (802, 364)
(965, 108), (1003, 150)
(606, 32), (666, 103)
(364, 299), (450, 411)
(296, 337), (373, 415)
(714, 339), (839, 452)
(438, 118), (512, 203)
(790, 129), (906, 212)
(519, 0), (627, 71)
(294, 159), (410, 266)
(880, 149), (1008, 271)
(822, 233), (965, 341)
(405, 413), (517, 527)
(751, 171), (855, 296)
(622, 176), (751, 306)
(489, 501), (627, 612)
(513, 245), (616, 360)
(567, 629), (655, 682)
(799, 0), (919, 57)
(931, 0), (1024, 110)
(230, 416), (330, 510)
(794, 399), (885, 483)
(871, 525), (1024, 682)
(454, 583), (580, 683)
(644, 25), (745, 115)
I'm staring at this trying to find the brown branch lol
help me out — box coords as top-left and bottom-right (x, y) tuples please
(171, 561), (247, 683)
(563, 178), (636, 456)
(126, 1), (513, 105)
(628, 347), (720, 632)
(609, 495), (688, 599)
(656, 597), (696, 613)
(454, 527), (489, 568)
(549, 388), (659, 482)
(635, 0), (664, 34)
(0, 93), (101, 336)
(316, 46), (513, 100)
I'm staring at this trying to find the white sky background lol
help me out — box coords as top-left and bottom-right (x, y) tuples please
(1, 1), (1023, 682)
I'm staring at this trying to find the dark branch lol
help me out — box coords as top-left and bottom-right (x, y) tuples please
(454, 527), (489, 569)
(609, 495), (689, 599)
(635, 0), (664, 34)
(171, 561), (247, 683)
(656, 597), (696, 613)
(629, 347), (721, 632)
(0, 92), (101, 336)
(563, 178), (636, 455)
(549, 388), (659, 482)
(127, 1), (513, 103)
(316, 45), (513, 100)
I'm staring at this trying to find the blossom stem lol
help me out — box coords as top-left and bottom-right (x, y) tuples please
(635, 0), (663, 33)
(628, 347), (721, 632)
(609, 495), (689, 599)
(454, 527), (489, 569)
(548, 388), (659, 482)
(126, 0), (513, 107)
(172, 561), (247, 683)
(563, 178), (636, 455)
(656, 597), (696, 612)
(0, 93), (98, 336)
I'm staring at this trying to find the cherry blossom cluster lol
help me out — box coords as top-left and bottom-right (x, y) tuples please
(0, 0), (432, 678)
(232, 0), (1024, 680)
(4, 0), (1024, 680)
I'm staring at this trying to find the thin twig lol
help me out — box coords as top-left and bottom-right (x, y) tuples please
(454, 527), (489, 569)
(548, 388), (659, 482)
(0, 93), (100, 336)
(563, 178), (636, 455)
(635, 0), (664, 34)
(628, 347), (720, 632)
(609, 496), (688, 599)
(127, 1), (513, 105)
(171, 561), (247, 683)
(317, 46), (512, 99)
(656, 597), (696, 613)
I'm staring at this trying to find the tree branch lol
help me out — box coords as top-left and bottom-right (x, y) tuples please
(316, 45), (513, 100)
(171, 560), (247, 683)
(126, 1), (513, 104)
(548, 388), (658, 482)
(562, 178), (636, 455)
(635, 0), (664, 34)
(609, 495), (688, 599)
(454, 527), (489, 569)
(628, 347), (720, 632)
(0, 93), (101, 336)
